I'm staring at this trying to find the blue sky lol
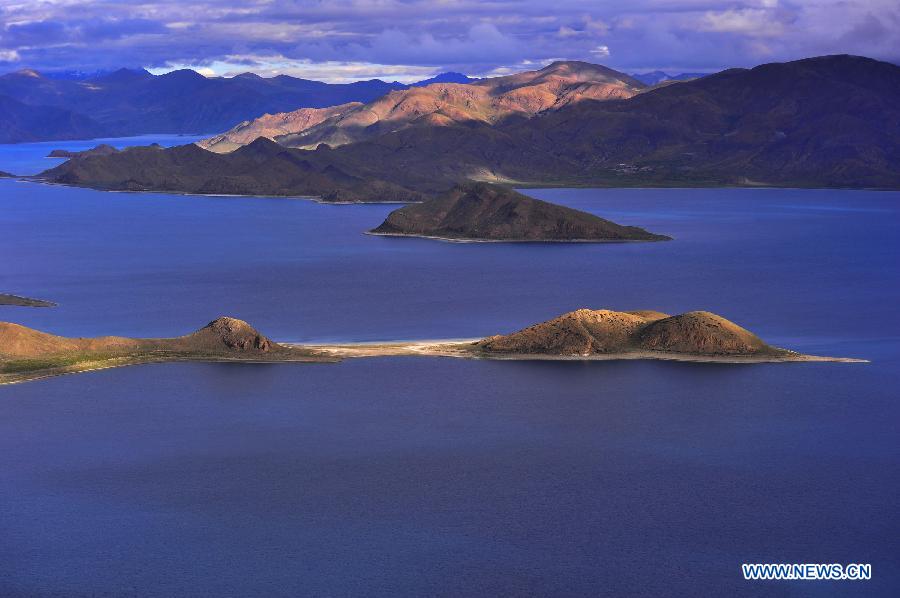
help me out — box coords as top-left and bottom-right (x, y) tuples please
(1, 0), (897, 81)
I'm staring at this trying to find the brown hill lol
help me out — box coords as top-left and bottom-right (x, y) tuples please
(0, 316), (279, 359)
(201, 61), (644, 152)
(369, 183), (670, 242)
(476, 309), (786, 357)
(0, 316), (334, 384)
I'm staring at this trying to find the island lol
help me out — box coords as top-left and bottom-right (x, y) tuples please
(0, 316), (333, 385)
(302, 309), (865, 364)
(369, 183), (671, 242)
(1, 310), (864, 385)
(0, 293), (57, 307)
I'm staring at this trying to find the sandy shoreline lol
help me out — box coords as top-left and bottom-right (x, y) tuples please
(365, 232), (667, 243)
(288, 340), (868, 364)
(0, 338), (867, 387)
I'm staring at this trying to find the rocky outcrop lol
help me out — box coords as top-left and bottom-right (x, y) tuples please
(370, 183), (669, 242)
(185, 317), (274, 352)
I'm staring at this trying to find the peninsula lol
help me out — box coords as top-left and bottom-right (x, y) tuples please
(369, 183), (670, 242)
(2, 310), (863, 385)
(47, 144), (121, 158)
(0, 293), (56, 307)
(0, 316), (332, 385)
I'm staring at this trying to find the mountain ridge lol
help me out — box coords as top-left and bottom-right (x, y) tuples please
(0, 69), (474, 143)
(36, 55), (900, 191)
(200, 61), (644, 152)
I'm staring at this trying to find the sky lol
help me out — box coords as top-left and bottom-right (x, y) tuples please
(0, 0), (898, 82)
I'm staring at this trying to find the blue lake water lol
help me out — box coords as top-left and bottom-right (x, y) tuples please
(1, 137), (899, 596)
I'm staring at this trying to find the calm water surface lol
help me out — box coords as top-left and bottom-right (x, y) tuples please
(1, 137), (899, 596)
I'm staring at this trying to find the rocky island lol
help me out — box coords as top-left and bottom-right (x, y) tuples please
(0, 316), (332, 385)
(369, 183), (670, 242)
(0, 293), (57, 307)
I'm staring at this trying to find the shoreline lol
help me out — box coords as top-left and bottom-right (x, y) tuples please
(13, 177), (417, 205)
(287, 340), (868, 364)
(6, 176), (897, 200)
(0, 338), (867, 386)
(365, 232), (669, 244)
(0, 351), (336, 387)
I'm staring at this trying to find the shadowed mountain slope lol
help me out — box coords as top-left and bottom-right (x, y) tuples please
(39, 137), (424, 202)
(0, 94), (109, 143)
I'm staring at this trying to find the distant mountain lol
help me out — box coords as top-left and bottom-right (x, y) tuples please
(370, 183), (669, 241)
(201, 61), (645, 152)
(410, 72), (475, 86)
(43, 69), (117, 81)
(0, 94), (109, 143)
(629, 71), (708, 85)
(0, 68), (469, 143)
(40, 56), (900, 190)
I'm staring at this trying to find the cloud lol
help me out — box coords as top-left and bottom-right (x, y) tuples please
(0, 0), (898, 80)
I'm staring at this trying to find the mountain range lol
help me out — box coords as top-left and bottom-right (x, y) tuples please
(628, 71), (708, 85)
(0, 68), (474, 143)
(38, 55), (900, 192)
(200, 61), (645, 152)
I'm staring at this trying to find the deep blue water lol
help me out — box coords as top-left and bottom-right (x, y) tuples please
(1, 137), (899, 596)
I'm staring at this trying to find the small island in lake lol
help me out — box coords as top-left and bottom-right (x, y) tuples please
(369, 183), (671, 242)
(0, 293), (57, 307)
(0, 316), (332, 385)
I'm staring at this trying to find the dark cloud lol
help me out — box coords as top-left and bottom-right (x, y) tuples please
(1, 0), (898, 79)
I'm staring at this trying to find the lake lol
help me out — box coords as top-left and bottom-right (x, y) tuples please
(1, 136), (899, 596)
